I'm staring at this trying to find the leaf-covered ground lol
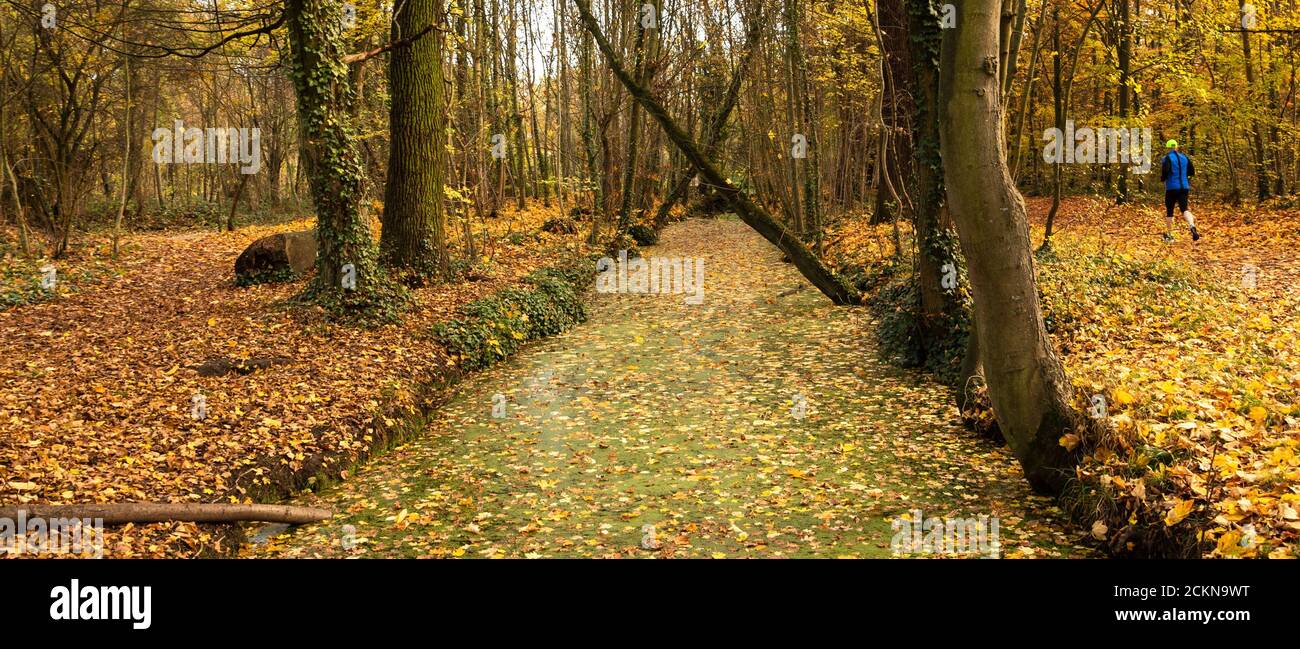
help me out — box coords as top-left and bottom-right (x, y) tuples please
(827, 196), (1300, 557)
(250, 218), (1088, 558)
(0, 205), (585, 557)
(1027, 198), (1300, 557)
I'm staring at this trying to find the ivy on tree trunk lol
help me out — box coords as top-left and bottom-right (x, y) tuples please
(285, 0), (405, 321)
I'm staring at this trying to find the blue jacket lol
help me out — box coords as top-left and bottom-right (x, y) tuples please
(1161, 151), (1194, 191)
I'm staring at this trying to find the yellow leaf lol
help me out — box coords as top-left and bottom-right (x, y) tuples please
(1113, 389), (1135, 405)
(1215, 530), (1244, 556)
(1248, 406), (1267, 423)
(1164, 499), (1195, 527)
(710, 552), (726, 559)
(1058, 433), (1080, 451)
(207, 317), (217, 327)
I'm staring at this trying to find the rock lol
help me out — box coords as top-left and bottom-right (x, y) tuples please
(541, 218), (578, 235)
(234, 230), (317, 285)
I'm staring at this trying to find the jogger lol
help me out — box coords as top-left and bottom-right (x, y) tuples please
(1160, 140), (1200, 241)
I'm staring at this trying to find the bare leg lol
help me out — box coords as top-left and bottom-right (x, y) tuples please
(1184, 209), (1200, 240)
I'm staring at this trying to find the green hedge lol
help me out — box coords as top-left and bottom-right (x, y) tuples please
(432, 256), (596, 372)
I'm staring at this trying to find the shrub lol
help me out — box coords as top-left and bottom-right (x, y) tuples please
(860, 259), (971, 387)
(432, 256), (596, 371)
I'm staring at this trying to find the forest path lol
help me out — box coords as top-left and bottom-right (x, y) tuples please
(248, 217), (1089, 558)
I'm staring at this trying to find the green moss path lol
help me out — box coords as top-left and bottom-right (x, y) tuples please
(247, 218), (1090, 558)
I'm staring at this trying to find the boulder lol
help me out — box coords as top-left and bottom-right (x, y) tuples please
(541, 217), (579, 235)
(235, 230), (317, 284)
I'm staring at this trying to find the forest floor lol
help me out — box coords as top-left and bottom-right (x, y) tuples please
(1025, 197), (1300, 557)
(246, 217), (1087, 558)
(0, 203), (589, 557)
(3, 195), (1295, 559)
(828, 195), (1300, 557)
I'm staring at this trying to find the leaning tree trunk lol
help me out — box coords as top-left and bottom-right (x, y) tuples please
(573, 0), (858, 305)
(380, 0), (451, 282)
(938, 0), (1078, 494)
(285, 0), (395, 314)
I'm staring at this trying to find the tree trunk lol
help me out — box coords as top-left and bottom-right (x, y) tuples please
(617, 3), (651, 234)
(380, 0), (451, 282)
(1239, 0), (1271, 200)
(792, 0), (821, 249)
(1115, 0), (1131, 204)
(938, 0), (1079, 494)
(285, 0), (395, 313)
(1043, 7), (1062, 246)
(871, 0), (914, 226)
(906, 0), (962, 372)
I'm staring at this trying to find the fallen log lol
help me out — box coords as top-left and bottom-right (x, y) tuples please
(0, 503), (332, 526)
